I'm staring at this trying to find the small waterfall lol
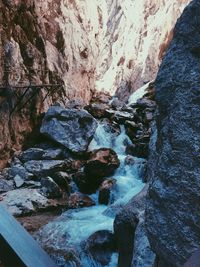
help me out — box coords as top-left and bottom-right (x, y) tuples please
(36, 122), (146, 267)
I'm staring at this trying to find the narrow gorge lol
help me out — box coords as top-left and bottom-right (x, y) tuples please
(0, 0), (199, 267)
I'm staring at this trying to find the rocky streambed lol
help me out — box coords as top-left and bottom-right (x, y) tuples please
(0, 83), (156, 266)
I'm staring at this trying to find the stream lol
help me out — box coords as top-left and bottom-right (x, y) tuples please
(36, 91), (146, 267)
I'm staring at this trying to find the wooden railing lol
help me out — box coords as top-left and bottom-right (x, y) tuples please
(0, 204), (57, 267)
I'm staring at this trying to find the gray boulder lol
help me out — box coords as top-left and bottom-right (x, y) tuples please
(146, 1), (200, 266)
(0, 179), (14, 193)
(24, 160), (71, 177)
(40, 106), (97, 153)
(0, 188), (64, 216)
(19, 147), (64, 162)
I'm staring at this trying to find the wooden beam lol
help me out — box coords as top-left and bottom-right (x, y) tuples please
(0, 204), (57, 267)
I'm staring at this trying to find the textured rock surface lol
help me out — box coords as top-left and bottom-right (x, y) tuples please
(40, 106), (97, 153)
(0, 188), (65, 216)
(83, 230), (116, 266)
(146, 1), (200, 266)
(131, 220), (156, 267)
(0, 0), (191, 167)
(114, 185), (148, 267)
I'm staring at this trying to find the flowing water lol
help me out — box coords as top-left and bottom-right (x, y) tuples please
(36, 88), (147, 266)
(36, 121), (146, 266)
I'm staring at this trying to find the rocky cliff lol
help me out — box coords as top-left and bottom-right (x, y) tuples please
(146, 0), (200, 266)
(0, 0), (191, 166)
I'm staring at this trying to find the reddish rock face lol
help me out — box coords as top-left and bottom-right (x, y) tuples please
(85, 148), (120, 178)
(0, 0), (191, 168)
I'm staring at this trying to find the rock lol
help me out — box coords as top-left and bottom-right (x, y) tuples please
(85, 103), (110, 119)
(126, 143), (149, 158)
(67, 193), (95, 209)
(0, 188), (65, 216)
(66, 98), (86, 109)
(106, 109), (135, 123)
(40, 106), (97, 153)
(133, 98), (156, 109)
(85, 148), (120, 178)
(19, 148), (45, 162)
(24, 160), (71, 178)
(0, 179), (14, 193)
(114, 185), (148, 267)
(131, 220), (156, 267)
(125, 155), (135, 166)
(8, 163), (34, 180)
(98, 178), (116, 205)
(146, 1), (200, 265)
(41, 177), (62, 198)
(14, 174), (25, 188)
(77, 149), (119, 193)
(42, 148), (64, 160)
(0, 0), (191, 169)
(83, 230), (116, 266)
(90, 92), (112, 105)
(52, 172), (71, 193)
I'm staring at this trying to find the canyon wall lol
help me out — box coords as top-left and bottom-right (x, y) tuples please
(146, 0), (200, 266)
(0, 0), (191, 167)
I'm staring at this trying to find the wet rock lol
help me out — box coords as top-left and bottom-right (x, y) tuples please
(41, 177), (62, 198)
(83, 230), (116, 266)
(0, 188), (65, 216)
(126, 143), (149, 158)
(52, 172), (71, 193)
(85, 148), (120, 178)
(98, 178), (116, 205)
(67, 193), (95, 209)
(131, 220), (156, 267)
(24, 160), (71, 178)
(14, 174), (25, 188)
(114, 185), (148, 267)
(0, 179), (14, 193)
(77, 149), (119, 194)
(40, 106), (97, 153)
(125, 155), (135, 166)
(146, 1), (200, 265)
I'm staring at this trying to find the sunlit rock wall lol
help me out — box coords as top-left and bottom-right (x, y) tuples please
(0, 0), (191, 167)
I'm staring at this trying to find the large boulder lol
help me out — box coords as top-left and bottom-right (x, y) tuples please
(0, 188), (65, 216)
(24, 160), (71, 177)
(114, 185), (150, 267)
(146, 1), (200, 266)
(75, 148), (119, 194)
(85, 148), (120, 178)
(83, 230), (116, 266)
(40, 106), (97, 153)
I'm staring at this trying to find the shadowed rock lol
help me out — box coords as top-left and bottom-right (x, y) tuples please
(146, 1), (200, 265)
